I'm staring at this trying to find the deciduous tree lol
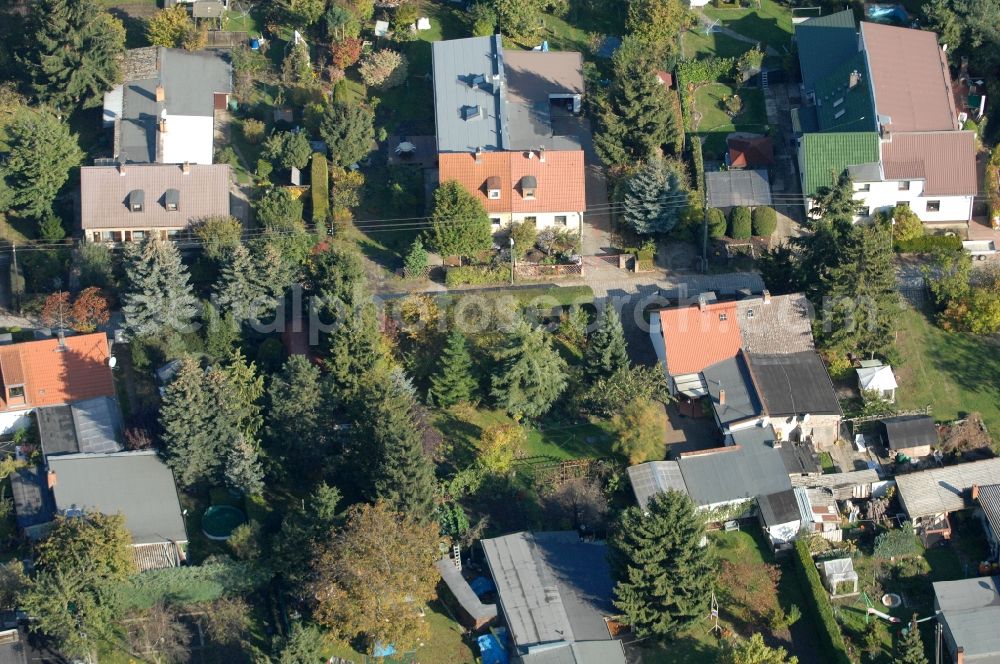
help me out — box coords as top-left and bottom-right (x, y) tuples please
(729, 206), (752, 239)
(610, 398), (665, 464)
(311, 501), (440, 654)
(256, 187), (305, 228)
(195, 215), (243, 261)
(330, 37), (363, 69)
(477, 424), (525, 476)
(751, 206), (778, 237)
(626, 0), (689, 53)
(621, 158), (689, 234)
(428, 180), (493, 259)
(609, 490), (714, 638)
(146, 6), (195, 48)
(723, 634), (799, 664)
(70, 287), (110, 332)
(358, 49), (408, 89)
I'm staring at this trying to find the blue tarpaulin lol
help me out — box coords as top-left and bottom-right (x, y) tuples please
(470, 576), (495, 597)
(477, 634), (508, 664)
(372, 643), (396, 657)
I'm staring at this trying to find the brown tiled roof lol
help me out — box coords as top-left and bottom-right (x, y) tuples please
(882, 131), (978, 196)
(0, 333), (115, 411)
(438, 150), (586, 214)
(735, 293), (815, 354)
(659, 302), (743, 376)
(80, 163), (231, 230)
(728, 135), (774, 168)
(861, 22), (958, 132)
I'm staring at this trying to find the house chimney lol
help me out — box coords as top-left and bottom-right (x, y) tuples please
(719, 389), (726, 406)
(47, 470), (56, 489)
(957, 646), (965, 664)
(159, 118), (167, 133)
(849, 70), (861, 88)
(475, 147), (483, 164)
(182, 161), (190, 175)
(155, 84), (165, 102)
(972, 484), (980, 502)
(118, 161), (126, 176)
(762, 289), (772, 304)
(539, 146), (546, 163)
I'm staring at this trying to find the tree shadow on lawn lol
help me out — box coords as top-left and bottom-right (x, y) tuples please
(716, 13), (791, 51)
(920, 308), (1000, 413)
(107, 7), (149, 50)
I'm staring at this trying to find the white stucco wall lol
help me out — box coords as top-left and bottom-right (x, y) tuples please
(487, 211), (583, 234)
(852, 179), (973, 223)
(160, 115), (215, 165)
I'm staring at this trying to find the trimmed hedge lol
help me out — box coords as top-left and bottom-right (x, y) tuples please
(444, 265), (509, 287)
(793, 541), (853, 664)
(751, 206), (777, 237)
(729, 206), (752, 239)
(894, 234), (962, 254)
(707, 208), (727, 239)
(310, 152), (329, 229)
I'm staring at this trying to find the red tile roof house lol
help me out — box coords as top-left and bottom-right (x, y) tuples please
(0, 333), (115, 434)
(432, 35), (586, 234)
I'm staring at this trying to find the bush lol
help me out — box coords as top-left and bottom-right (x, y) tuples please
(358, 49), (408, 89)
(117, 561), (271, 611)
(874, 524), (921, 559)
(707, 208), (727, 239)
(890, 204), (924, 243)
(728, 206), (751, 239)
(793, 540), (852, 664)
(751, 206), (777, 237)
(310, 153), (329, 229)
(510, 220), (538, 259)
(241, 118), (265, 145)
(444, 265), (509, 287)
(677, 57), (736, 85)
(894, 234), (962, 253)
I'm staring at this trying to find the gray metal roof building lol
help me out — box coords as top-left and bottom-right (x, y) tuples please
(896, 458), (1000, 520)
(934, 576), (1000, 663)
(747, 351), (842, 416)
(10, 467), (55, 532)
(37, 397), (122, 458)
(758, 489), (801, 526)
(980, 484), (1000, 559)
(434, 558), (497, 627)
(705, 169), (773, 209)
(47, 451), (187, 545)
(626, 461), (688, 511)
(880, 415), (938, 450)
(703, 354), (762, 426)
(481, 531), (625, 663)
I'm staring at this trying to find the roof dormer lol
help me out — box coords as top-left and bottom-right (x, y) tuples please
(520, 175), (537, 200)
(486, 175), (502, 200)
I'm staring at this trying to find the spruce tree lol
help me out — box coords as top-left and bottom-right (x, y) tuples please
(428, 328), (477, 407)
(2, 109), (83, 219)
(326, 299), (383, 394)
(121, 236), (199, 339)
(609, 490), (714, 638)
(621, 158), (689, 235)
(159, 357), (220, 487)
(266, 355), (328, 479)
(810, 171), (862, 226)
(215, 244), (260, 323)
(224, 437), (265, 496)
(491, 321), (568, 419)
(403, 237), (429, 277)
(584, 306), (630, 383)
(428, 180), (493, 259)
(202, 301), (239, 361)
(22, 0), (125, 109)
(897, 615), (928, 664)
(595, 61), (678, 168)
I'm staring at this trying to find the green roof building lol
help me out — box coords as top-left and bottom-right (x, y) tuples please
(798, 132), (880, 198)
(813, 52), (877, 133)
(795, 10), (860, 93)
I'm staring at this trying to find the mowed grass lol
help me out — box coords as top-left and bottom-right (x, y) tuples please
(682, 28), (757, 60)
(693, 82), (767, 158)
(894, 305), (1000, 444)
(702, 0), (794, 52)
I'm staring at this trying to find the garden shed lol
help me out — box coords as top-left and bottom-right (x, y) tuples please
(820, 558), (859, 597)
(705, 169), (772, 210)
(856, 361), (897, 402)
(881, 415), (937, 459)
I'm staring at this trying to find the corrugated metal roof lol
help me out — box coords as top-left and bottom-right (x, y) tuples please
(933, 576), (1000, 660)
(980, 485), (1000, 555)
(80, 163), (230, 230)
(861, 22), (957, 133)
(705, 169), (772, 208)
(801, 132), (880, 196)
(626, 461), (687, 511)
(795, 10), (859, 91)
(882, 131), (978, 196)
(896, 458), (1000, 519)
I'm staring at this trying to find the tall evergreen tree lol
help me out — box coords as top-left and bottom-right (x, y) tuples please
(428, 328), (477, 407)
(2, 109), (83, 219)
(326, 299), (383, 394)
(609, 490), (714, 638)
(121, 236), (198, 339)
(350, 372), (437, 524)
(224, 437), (265, 495)
(158, 357), (219, 487)
(22, 0), (125, 109)
(824, 218), (898, 358)
(809, 171), (861, 226)
(621, 158), (689, 234)
(584, 306), (630, 382)
(428, 180), (493, 259)
(266, 355), (329, 479)
(491, 321), (568, 419)
(897, 616), (928, 664)
(595, 61), (678, 168)
(215, 244), (260, 323)
(271, 483), (341, 594)
(319, 100), (375, 167)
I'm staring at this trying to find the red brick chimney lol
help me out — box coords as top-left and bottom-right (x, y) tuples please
(957, 646), (965, 664)
(47, 470), (56, 489)
(155, 84), (165, 102)
(972, 485), (980, 502)
(719, 389), (726, 406)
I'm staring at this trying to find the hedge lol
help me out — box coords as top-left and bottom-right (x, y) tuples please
(729, 206), (752, 239)
(894, 234), (962, 253)
(444, 265), (510, 287)
(793, 540), (853, 664)
(751, 206), (777, 237)
(707, 208), (727, 239)
(310, 152), (329, 229)
(116, 560), (272, 611)
(676, 57), (736, 85)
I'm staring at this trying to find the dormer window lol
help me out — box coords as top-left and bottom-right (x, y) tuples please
(486, 176), (501, 200)
(128, 189), (144, 212)
(461, 105), (484, 121)
(521, 175), (537, 200)
(7, 384), (24, 405)
(164, 188), (180, 212)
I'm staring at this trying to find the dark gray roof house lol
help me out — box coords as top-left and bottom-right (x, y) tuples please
(37, 397), (122, 458)
(703, 353), (762, 428)
(758, 489), (801, 527)
(706, 169), (773, 209)
(481, 531), (626, 664)
(880, 415), (938, 451)
(934, 576), (1000, 663)
(747, 351), (843, 417)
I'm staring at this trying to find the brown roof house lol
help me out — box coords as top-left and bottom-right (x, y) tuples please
(432, 35), (586, 233)
(728, 133), (774, 168)
(81, 162), (231, 243)
(794, 21), (976, 229)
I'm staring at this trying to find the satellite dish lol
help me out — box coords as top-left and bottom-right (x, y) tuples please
(108, 356), (117, 369)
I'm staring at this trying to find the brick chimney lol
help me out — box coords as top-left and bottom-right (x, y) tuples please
(762, 289), (772, 304)
(182, 161), (190, 175)
(957, 646), (965, 664)
(719, 389), (726, 406)
(155, 84), (165, 102)
(972, 484), (980, 502)
(47, 470), (56, 489)
(475, 146), (483, 164)
(118, 161), (126, 176)
(539, 146), (546, 163)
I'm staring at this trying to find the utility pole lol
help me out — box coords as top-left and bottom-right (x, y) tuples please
(509, 236), (515, 285)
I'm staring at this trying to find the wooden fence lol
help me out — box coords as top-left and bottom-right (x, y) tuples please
(515, 262), (584, 279)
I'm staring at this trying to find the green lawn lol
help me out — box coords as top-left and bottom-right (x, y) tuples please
(702, 0), (794, 52)
(894, 305), (1000, 444)
(818, 451), (837, 474)
(682, 29), (757, 60)
(693, 83), (768, 158)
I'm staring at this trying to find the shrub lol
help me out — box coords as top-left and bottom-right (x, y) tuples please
(751, 206), (778, 237)
(728, 206), (751, 239)
(329, 37), (362, 69)
(117, 561), (271, 611)
(723, 94), (743, 117)
(256, 159), (273, 181)
(874, 524), (921, 559)
(444, 265), (509, 287)
(894, 234), (962, 253)
(358, 49), (408, 89)
(890, 204), (924, 243)
(241, 118), (265, 145)
(793, 540), (852, 664)
(310, 153), (329, 228)
(676, 57), (736, 85)
(510, 220), (538, 259)
(707, 208), (727, 239)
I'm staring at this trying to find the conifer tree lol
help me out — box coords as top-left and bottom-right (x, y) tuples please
(897, 616), (928, 664)
(2, 109), (83, 219)
(121, 236), (199, 339)
(202, 301), (239, 361)
(609, 490), (714, 638)
(403, 236), (428, 277)
(215, 244), (260, 323)
(326, 300), (383, 394)
(22, 0), (125, 109)
(159, 357), (220, 487)
(428, 328), (477, 407)
(595, 61), (678, 168)
(266, 355), (328, 478)
(428, 180), (492, 259)
(621, 158), (689, 235)
(224, 437), (265, 496)
(584, 305), (630, 383)
(491, 321), (568, 419)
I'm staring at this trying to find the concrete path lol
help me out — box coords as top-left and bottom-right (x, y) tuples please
(762, 81), (806, 242)
(577, 117), (614, 256)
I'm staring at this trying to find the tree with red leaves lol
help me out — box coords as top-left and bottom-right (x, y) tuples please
(330, 38), (362, 69)
(70, 287), (110, 332)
